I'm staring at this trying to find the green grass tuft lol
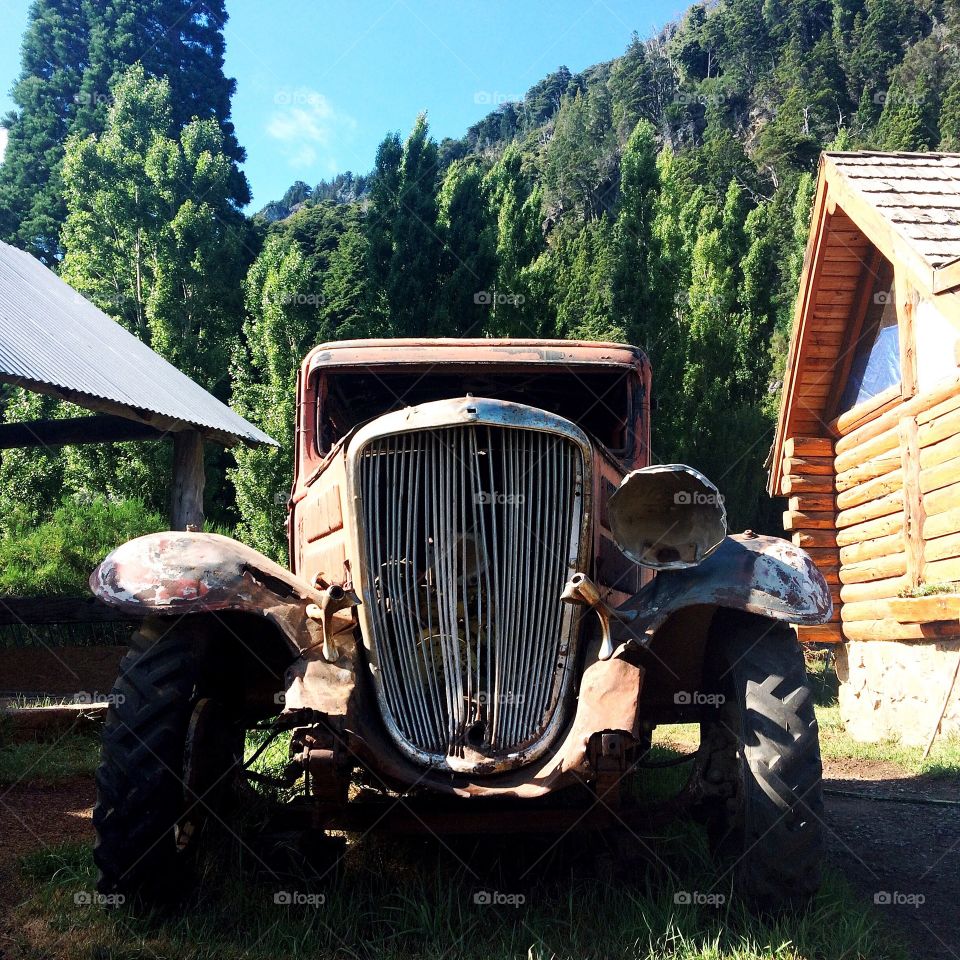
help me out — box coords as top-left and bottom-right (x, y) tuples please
(0, 731), (100, 785)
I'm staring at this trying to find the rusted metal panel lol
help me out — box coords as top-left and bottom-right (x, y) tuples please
(305, 338), (649, 375)
(89, 531), (327, 655)
(614, 532), (833, 645)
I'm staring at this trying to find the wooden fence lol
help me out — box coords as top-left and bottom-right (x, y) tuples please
(0, 596), (135, 697)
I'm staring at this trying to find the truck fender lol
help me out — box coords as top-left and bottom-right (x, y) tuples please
(615, 532), (832, 643)
(90, 531), (328, 655)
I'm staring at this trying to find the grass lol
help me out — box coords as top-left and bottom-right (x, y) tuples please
(0, 497), (164, 598)
(815, 703), (960, 777)
(896, 581), (958, 598)
(10, 833), (905, 960)
(5, 658), (954, 959)
(0, 731), (100, 786)
(805, 649), (960, 778)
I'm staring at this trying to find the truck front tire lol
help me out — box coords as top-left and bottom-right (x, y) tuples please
(94, 620), (233, 901)
(699, 610), (824, 907)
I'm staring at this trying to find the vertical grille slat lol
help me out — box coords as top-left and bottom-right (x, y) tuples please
(357, 423), (584, 766)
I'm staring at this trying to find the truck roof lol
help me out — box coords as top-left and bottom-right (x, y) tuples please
(305, 338), (648, 374)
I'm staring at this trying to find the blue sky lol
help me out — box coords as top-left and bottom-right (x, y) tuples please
(0, 0), (686, 209)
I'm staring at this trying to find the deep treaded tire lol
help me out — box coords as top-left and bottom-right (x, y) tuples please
(700, 610), (824, 907)
(94, 620), (200, 900)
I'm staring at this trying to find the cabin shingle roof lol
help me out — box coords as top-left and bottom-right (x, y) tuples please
(826, 152), (960, 270)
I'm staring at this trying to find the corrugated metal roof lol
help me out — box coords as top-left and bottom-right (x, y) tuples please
(826, 151), (960, 269)
(0, 242), (276, 446)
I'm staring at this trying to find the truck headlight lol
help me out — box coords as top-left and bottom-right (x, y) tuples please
(607, 464), (727, 570)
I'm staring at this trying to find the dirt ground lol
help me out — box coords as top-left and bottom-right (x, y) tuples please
(0, 761), (956, 959)
(823, 758), (960, 960)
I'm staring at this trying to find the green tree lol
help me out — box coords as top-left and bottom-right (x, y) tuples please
(54, 64), (248, 517)
(435, 159), (496, 335)
(323, 213), (378, 339)
(0, 0), (246, 263)
(230, 234), (316, 560)
(389, 114), (441, 335)
(611, 120), (661, 350)
(483, 146), (545, 336)
(0, 0), (91, 262)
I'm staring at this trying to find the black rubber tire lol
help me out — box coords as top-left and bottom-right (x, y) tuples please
(699, 610), (824, 907)
(94, 619), (215, 901)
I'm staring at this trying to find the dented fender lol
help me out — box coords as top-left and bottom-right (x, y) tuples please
(613, 532), (832, 644)
(89, 531), (329, 655)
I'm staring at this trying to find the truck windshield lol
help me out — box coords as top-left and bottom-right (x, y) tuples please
(316, 366), (636, 457)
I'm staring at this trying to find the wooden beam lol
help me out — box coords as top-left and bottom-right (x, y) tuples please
(899, 415), (925, 590)
(823, 247), (882, 420)
(170, 430), (205, 531)
(0, 595), (135, 625)
(0, 415), (165, 449)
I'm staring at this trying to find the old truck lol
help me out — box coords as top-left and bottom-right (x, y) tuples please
(90, 339), (831, 906)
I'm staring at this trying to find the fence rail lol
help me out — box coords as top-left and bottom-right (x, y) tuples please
(0, 595), (136, 697)
(0, 596), (136, 649)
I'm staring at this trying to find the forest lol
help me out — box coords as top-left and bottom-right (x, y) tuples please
(2, 0), (959, 567)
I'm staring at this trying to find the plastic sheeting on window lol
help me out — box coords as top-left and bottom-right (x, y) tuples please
(839, 312), (901, 414)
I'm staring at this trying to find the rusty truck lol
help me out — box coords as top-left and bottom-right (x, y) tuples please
(90, 339), (831, 906)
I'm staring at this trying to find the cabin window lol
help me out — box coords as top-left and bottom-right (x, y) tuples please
(838, 269), (900, 415)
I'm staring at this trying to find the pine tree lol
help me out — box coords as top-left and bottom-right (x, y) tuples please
(0, 0), (91, 262)
(435, 159), (496, 336)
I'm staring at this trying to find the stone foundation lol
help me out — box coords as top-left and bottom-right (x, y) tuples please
(834, 638), (960, 745)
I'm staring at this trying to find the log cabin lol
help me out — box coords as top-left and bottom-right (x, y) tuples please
(769, 151), (960, 744)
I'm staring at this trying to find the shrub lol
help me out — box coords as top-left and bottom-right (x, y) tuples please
(0, 498), (165, 596)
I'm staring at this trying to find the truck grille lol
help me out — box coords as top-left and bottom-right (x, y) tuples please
(355, 423), (586, 767)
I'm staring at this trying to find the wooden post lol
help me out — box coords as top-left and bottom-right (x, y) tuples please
(170, 430), (205, 531)
(898, 415), (925, 590)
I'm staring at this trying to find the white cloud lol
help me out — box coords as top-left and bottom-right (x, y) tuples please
(267, 88), (355, 172)
(0, 128), (7, 165)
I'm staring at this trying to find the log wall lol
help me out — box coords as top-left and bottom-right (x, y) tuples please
(779, 436), (843, 642)
(782, 376), (960, 644)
